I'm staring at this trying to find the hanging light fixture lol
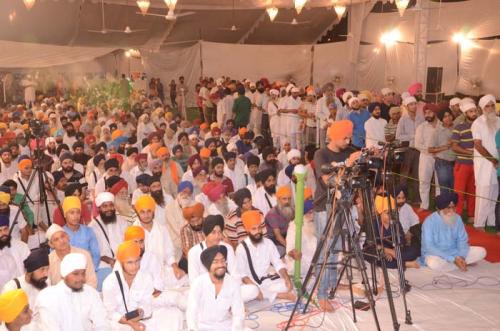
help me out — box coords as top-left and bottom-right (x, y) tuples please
(8, 10), (16, 23)
(266, 6), (278, 22)
(136, 0), (150, 15)
(395, 0), (409, 17)
(164, 0), (178, 11)
(294, 0), (307, 15)
(23, 0), (36, 10)
(334, 5), (347, 20)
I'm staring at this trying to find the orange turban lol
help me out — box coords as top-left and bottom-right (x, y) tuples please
(200, 148), (211, 158)
(18, 159), (32, 171)
(276, 186), (292, 199)
(304, 187), (313, 201)
(134, 195), (156, 213)
(241, 210), (262, 231)
(124, 226), (145, 241)
(328, 120), (353, 141)
(0, 289), (28, 323)
(182, 203), (205, 220)
(238, 127), (248, 136)
(374, 195), (395, 215)
(116, 240), (141, 263)
(62, 196), (81, 215)
(200, 123), (209, 130)
(149, 143), (161, 154)
(156, 147), (169, 158)
(111, 129), (123, 141)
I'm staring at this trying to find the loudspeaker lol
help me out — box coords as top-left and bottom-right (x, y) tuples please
(426, 67), (443, 93)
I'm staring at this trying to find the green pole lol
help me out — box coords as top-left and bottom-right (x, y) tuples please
(293, 164), (307, 289)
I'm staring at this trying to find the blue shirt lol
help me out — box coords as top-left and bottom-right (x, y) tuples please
(64, 224), (100, 270)
(421, 211), (469, 263)
(348, 109), (371, 148)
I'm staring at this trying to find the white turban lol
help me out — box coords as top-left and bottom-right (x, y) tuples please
(479, 94), (496, 109)
(46, 224), (65, 242)
(401, 92), (411, 100)
(286, 84), (295, 93)
(249, 82), (256, 88)
(358, 93), (368, 101)
(460, 102), (476, 114)
(287, 149), (301, 162)
(226, 142), (237, 152)
(188, 134), (198, 140)
(291, 87), (300, 93)
(45, 137), (56, 146)
(348, 97), (359, 108)
(449, 97), (461, 107)
(403, 96), (417, 106)
(216, 78), (224, 86)
(60, 253), (87, 278)
(95, 192), (114, 208)
(342, 91), (354, 103)
(270, 89), (279, 96)
(381, 87), (393, 96)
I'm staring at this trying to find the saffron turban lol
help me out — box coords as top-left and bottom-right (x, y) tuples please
(60, 253), (87, 277)
(202, 215), (225, 236)
(124, 226), (145, 241)
(46, 224), (65, 241)
(374, 195), (395, 215)
(156, 147), (169, 158)
(206, 183), (226, 203)
(0, 192), (10, 205)
(200, 123), (209, 130)
(238, 127), (248, 136)
(408, 82), (423, 96)
(241, 210), (262, 231)
(327, 120), (353, 141)
(304, 187), (313, 201)
(18, 159), (32, 171)
(62, 196), (81, 215)
(200, 245), (227, 271)
(182, 203), (205, 220)
(116, 240), (141, 263)
(95, 192), (114, 208)
(0, 289), (28, 323)
(135, 195), (156, 213)
(111, 129), (123, 141)
(276, 186), (292, 199)
(200, 148), (211, 158)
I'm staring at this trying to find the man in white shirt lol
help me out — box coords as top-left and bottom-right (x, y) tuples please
(187, 245), (245, 331)
(1, 248), (49, 309)
(0, 149), (18, 185)
(94, 158), (121, 196)
(277, 149), (301, 187)
(395, 186), (421, 249)
(247, 82), (261, 134)
(267, 89), (282, 148)
(415, 106), (441, 210)
(252, 169), (277, 217)
(235, 210), (295, 303)
(88, 192), (128, 273)
(165, 181), (193, 261)
(223, 152), (246, 191)
(34, 252), (109, 331)
(365, 103), (388, 148)
(471, 94), (499, 230)
(0, 215), (30, 290)
(281, 87), (303, 149)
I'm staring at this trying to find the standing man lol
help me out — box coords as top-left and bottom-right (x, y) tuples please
(365, 102), (388, 148)
(471, 94), (499, 231)
(348, 97), (370, 149)
(232, 85), (252, 128)
(281, 87), (302, 149)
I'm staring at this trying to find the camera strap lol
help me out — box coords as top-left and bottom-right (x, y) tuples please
(115, 271), (129, 313)
(264, 193), (273, 210)
(94, 218), (114, 258)
(241, 241), (263, 285)
(17, 173), (35, 204)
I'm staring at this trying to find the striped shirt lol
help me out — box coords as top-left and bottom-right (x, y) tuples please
(224, 208), (266, 246)
(451, 122), (473, 164)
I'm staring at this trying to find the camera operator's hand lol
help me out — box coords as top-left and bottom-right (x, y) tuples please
(346, 151), (362, 167)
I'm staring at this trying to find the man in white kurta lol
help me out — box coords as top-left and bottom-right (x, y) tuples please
(165, 181), (193, 261)
(364, 105), (388, 149)
(282, 88), (303, 149)
(34, 253), (109, 331)
(267, 89), (282, 148)
(415, 108), (441, 210)
(187, 245), (245, 331)
(0, 217), (30, 289)
(471, 94), (500, 229)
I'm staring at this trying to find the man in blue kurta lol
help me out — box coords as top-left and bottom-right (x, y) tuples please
(421, 192), (486, 272)
(347, 97), (370, 149)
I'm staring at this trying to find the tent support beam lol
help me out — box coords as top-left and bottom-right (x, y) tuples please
(237, 11), (267, 44)
(313, 17), (339, 44)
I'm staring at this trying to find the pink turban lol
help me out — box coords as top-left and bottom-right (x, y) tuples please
(206, 183), (226, 202)
(408, 83), (423, 96)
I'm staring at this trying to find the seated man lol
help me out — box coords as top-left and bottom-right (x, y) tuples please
(395, 185), (421, 248)
(265, 186), (294, 257)
(187, 245), (245, 331)
(180, 203), (205, 271)
(422, 192), (487, 272)
(0, 289), (35, 330)
(235, 210), (295, 303)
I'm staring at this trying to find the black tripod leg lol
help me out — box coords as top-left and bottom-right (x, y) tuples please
(344, 232), (357, 323)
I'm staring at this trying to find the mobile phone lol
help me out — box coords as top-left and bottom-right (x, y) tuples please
(125, 309), (140, 320)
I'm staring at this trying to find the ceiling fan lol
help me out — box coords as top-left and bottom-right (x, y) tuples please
(88, 0), (146, 34)
(274, 18), (311, 26)
(137, 8), (195, 21)
(217, 0), (239, 32)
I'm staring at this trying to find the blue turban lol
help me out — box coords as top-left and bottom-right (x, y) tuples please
(285, 164), (296, 179)
(368, 102), (382, 113)
(178, 181), (194, 193)
(435, 192), (458, 210)
(0, 214), (9, 227)
(304, 199), (314, 214)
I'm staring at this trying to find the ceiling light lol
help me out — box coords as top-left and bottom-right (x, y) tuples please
(136, 0), (150, 15)
(164, 0), (178, 11)
(334, 5), (347, 20)
(266, 6), (278, 22)
(8, 11), (16, 23)
(23, 0), (36, 10)
(452, 32), (474, 50)
(125, 51), (131, 58)
(380, 29), (401, 47)
(294, 0), (307, 15)
(395, 0), (409, 17)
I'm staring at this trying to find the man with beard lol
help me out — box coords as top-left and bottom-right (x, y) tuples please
(259, 146), (282, 173)
(348, 97), (371, 149)
(422, 192), (486, 271)
(415, 105), (441, 210)
(244, 154), (260, 194)
(277, 149), (301, 187)
(280, 87), (302, 149)
(58, 153), (84, 184)
(451, 102), (478, 224)
(264, 186), (294, 257)
(165, 181), (192, 261)
(471, 94), (499, 230)
(133, 196), (187, 288)
(209, 157), (234, 195)
(71, 141), (90, 169)
(206, 183), (233, 220)
(394, 186), (420, 247)
(380, 87), (396, 121)
(187, 245), (245, 331)
(88, 192), (128, 275)
(0, 148), (18, 185)
(449, 97), (464, 125)
(180, 203), (205, 262)
(1, 248), (49, 307)
(34, 252), (109, 330)
(94, 158), (120, 196)
(0, 214), (30, 290)
(86, 154), (105, 196)
(62, 122), (77, 147)
(235, 131), (254, 156)
(235, 210), (295, 303)
(156, 146), (184, 198)
(0, 190), (28, 243)
(365, 102), (388, 149)
(253, 169), (277, 217)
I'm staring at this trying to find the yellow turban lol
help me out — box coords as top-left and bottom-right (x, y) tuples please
(276, 186), (292, 199)
(62, 196), (81, 215)
(18, 159), (32, 171)
(0, 289), (28, 323)
(124, 226), (145, 241)
(111, 129), (123, 141)
(134, 195), (156, 213)
(241, 210), (262, 231)
(374, 195), (395, 215)
(0, 123), (7, 130)
(116, 240), (141, 263)
(0, 192), (10, 205)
